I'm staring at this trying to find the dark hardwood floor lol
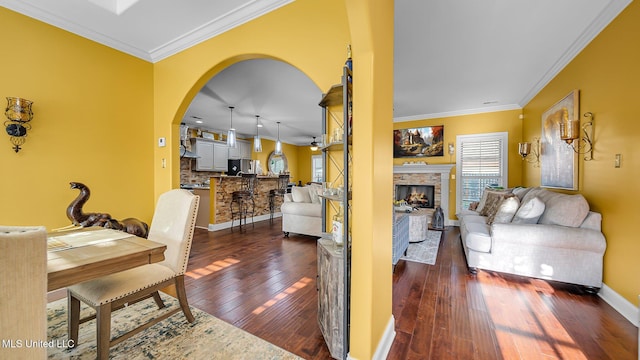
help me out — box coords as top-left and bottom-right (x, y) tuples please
(181, 219), (637, 360)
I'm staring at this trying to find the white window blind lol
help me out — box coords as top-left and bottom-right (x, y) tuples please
(456, 132), (508, 212)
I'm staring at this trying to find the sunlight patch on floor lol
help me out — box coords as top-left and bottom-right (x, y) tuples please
(252, 277), (313, 315)
(478, 272), (587, 359)
(186, 258), (241, 279)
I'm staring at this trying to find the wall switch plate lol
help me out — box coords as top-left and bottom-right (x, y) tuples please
(158, 137), (166, 147)
(615, 154), (621, 168)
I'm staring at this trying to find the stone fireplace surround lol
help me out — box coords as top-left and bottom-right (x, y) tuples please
(393, 164), (455, 226)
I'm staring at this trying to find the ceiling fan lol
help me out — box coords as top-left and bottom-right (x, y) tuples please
(310, 137), (319, 151)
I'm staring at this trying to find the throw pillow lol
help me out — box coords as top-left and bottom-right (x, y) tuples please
(291, 186), (312, 203)
(469, 201), (479, 211)
(476, 188), (510, 214)
(478, 190), (509, 218)
(308, 183), (322, 204)
(538, 193), (590, 227)
(512, 196), (545, 224)
(487, 195), (520, 225)
(511, 187), (532, 201)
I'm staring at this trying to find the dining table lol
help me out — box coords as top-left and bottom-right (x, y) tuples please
(47, 227), (167, 292)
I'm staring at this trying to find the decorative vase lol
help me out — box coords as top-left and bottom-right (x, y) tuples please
(432, 206), (444, 229)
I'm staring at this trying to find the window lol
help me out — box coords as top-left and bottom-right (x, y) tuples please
(311, 155), (323, 183)
(456, 132), (508, 212)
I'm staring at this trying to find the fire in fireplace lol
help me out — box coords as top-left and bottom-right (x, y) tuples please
(395, 184), (435, 209)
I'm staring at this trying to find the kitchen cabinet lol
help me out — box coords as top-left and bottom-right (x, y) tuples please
(212, 141), (229, 171)
(228, 139), (251, 160)
(317, 238), (344, 360)
(192, 188), (210, 229)
(191, 138), (228, 172)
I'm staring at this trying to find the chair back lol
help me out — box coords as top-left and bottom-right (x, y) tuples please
(241, 173), (257, 195)
(147, 189), (199, 275)
(0, 226), (47, 359)
(278, 174), (289, 194)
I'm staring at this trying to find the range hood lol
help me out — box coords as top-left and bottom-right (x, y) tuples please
(180, 146), (199, 158)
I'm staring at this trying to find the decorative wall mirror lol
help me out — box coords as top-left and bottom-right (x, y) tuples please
(268, 151), (288, 174)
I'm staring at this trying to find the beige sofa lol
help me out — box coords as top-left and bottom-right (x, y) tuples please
(281, 184), (323, 237)
(457, 187), (606, 290)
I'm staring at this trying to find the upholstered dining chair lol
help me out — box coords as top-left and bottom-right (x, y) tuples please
(0, 226), (48, 360)
(66, 189), (199, 360)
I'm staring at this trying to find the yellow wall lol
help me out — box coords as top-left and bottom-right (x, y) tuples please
(346, 0), (395, 357)
(393, 109), (524, 219)
(152, 1), (393, 358)
(0, 8), (155, 229)
(296, 146), (322, 184)
(522, 1), (640, 305)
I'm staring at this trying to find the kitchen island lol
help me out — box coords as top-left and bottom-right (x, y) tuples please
(207, 175), (286, 230)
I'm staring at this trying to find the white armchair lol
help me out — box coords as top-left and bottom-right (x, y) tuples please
(67, 189), (199, 359)
(280, 185), (323, 237)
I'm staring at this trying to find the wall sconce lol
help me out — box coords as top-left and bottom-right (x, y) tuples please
(518, 137), (540, 167)
(4, 97), (34, 153)
(559, 112), (594, 161)
(448, 142), (455, 162)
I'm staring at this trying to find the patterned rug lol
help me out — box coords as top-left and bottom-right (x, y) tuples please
(46, 293), (302, 359)
(401, 230), (442, 265)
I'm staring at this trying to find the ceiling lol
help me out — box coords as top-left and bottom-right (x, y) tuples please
(0, 0), (631, 145)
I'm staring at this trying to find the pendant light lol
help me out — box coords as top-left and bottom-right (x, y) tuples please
(253, 115), (263, 153)
(227, 106), (237, 148)
(274, 121), (283, 155)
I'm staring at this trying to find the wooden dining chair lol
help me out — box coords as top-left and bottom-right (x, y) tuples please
(66, 189), (199, 360)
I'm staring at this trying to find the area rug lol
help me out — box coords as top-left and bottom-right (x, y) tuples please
(46, 293), (302, 360)
(401, 230), (442, 265)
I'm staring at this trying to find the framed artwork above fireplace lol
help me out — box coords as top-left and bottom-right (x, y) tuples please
(394, 125), (444, 158)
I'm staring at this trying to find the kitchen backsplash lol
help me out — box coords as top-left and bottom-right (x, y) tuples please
(180, 157), (222, 185)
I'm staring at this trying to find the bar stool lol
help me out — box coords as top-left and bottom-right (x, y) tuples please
(269, 174), (290, 222)
(230, 174), (257, 230)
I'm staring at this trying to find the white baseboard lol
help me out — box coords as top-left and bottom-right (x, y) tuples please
(347, 315), (396, 360)
(207, 213), (281, 231)
(598, 283), (639, 327)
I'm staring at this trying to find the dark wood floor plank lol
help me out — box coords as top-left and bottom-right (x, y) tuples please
(176, 221), (637, 360)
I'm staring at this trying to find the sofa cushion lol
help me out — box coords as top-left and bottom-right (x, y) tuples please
(512, 196), (545, 224)
(464, 222), (492, 253)
(487, 195), (519, 225)
(280, 201), (321, 217)
(291, 186), (312, 203)
(538, 193), (590, 227)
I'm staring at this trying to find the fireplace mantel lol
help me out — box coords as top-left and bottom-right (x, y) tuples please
(393, 163), (455, 174)
(393, 163), (455, 226)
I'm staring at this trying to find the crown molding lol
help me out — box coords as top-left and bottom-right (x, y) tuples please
(148, 0), (293, 62)
(518, 0), (632, 107)
(0, 0), (293, 63)
(393, 103), (521, 122)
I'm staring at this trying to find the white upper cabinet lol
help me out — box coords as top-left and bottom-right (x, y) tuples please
(228, 139), (252, 160)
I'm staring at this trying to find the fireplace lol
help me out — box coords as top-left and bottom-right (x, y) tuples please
(393, 164), (455, 226)
(395, 184), (434, 209)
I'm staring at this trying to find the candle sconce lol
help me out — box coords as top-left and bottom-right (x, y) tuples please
(4, 97), (34, 152)
(518, 137), (540, 167)
(559, 112), (594, 161)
